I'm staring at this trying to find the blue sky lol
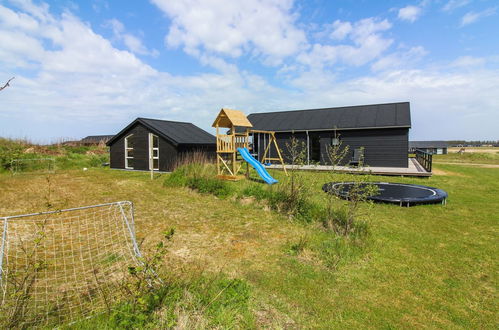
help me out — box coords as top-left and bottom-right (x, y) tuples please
(1, 0), (498, 142)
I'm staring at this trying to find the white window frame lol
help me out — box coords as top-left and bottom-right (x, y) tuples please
(125, 134), (134, 169)
(149, 133), (159, 171)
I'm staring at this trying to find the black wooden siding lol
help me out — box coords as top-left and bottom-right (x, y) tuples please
(109, 122), (215, 172)
(253, 128), (408, 168)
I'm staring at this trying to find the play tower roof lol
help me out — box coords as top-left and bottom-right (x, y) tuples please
(212, 108), (253, 128)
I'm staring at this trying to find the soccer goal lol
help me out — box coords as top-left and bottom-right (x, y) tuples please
(0, 201), (142, 327)
(10, 158), (56, 174)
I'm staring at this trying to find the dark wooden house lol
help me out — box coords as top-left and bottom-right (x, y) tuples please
(106, 118), (216, 172)
(247, 102), (411, 168)
(409, 141), (448, 155)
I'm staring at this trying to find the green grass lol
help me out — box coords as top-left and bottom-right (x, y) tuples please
(433, 151), (499, 164)
(0, 152), (497, 328)
(0, 137), (109, 173)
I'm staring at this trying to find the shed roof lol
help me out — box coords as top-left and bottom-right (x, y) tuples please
(246, 102), (411, 132)
(409, 141), (448, 149)
(212, 108), (253, 128)
(107, 118), (216, 147)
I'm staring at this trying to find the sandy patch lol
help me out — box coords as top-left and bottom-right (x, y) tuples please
(432, 168), (467, 177)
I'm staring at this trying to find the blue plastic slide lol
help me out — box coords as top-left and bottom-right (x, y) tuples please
(237, 147), (278, 185)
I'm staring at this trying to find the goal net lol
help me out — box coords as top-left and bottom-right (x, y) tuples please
(10, 158), (55, 174)
(0, 201), (142, 327)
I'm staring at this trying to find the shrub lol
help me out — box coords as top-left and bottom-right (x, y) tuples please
(163, 166), (189, 187)
(187, 176), (233, 198)
(240, 184), (273, 201)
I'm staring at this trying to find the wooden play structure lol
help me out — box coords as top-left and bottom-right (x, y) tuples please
(212, 108), (287, 180)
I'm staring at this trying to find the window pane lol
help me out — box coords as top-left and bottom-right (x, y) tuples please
(126, 149), (134, 158)
(126, 135), (134, 148)
(153, 135), (159, 148)
(153, 159), (159, 169)
(126, 158), (134, 168)
(153, 149), (158, 158)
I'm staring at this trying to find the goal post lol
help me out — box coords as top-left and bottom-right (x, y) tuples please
(0, 201), (143, 327)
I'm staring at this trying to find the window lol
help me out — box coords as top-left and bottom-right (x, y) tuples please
(149, 133), (159, 170)
(125, 134), (134, 169)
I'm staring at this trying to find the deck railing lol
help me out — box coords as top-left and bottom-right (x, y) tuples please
(216, 134), (248, 152)
(415, 149), (432, 172)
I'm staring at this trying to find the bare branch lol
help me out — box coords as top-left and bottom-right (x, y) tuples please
(0, 77), (15, 92)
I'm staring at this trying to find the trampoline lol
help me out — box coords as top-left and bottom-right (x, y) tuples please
(322, 182), (448, 207)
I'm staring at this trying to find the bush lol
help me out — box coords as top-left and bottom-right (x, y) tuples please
(187, 176), (233, 198)
(240, 184), (273, 200)
(163, 163), (232, 198)
(163, 166), (189, 187)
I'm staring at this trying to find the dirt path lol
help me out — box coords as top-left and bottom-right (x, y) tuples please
(434, 162), (499, 168)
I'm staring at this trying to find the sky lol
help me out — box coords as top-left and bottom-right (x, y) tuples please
(0, 0), (498, 143)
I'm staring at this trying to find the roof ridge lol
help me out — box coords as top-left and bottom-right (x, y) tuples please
(247, 102), (409, 116)
(138, 117), (194, 125)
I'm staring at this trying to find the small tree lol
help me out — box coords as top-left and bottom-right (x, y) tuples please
(323, 131), (377, 236)
(285, 135), (307, 195)
(272, 135), (309, 218)
(325, 129), (350, 171)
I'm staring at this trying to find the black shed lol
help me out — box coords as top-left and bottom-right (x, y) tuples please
(106, 118), (216, 172)
(248, 102), (411, 168)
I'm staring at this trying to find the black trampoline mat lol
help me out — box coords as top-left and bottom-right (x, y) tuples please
(323, 182), (448, 206)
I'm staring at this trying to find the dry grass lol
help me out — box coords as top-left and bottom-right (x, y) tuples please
(1, 162), (497, 328)
(448, 147), (499, 154)
(0, 169), (304, 276)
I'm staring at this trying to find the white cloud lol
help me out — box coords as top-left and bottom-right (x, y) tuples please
(105, 18), (159, 57)
(398, 5), (422, 23)
(461, 7), (497, 26)
(442, 0), (470, 12)
(450, 56), (485, 67)
(1, 1), (498, 142)
(330, 20), (352, 40)
(298, 18), (393, 68)
(150, 0), (307, 64)
(371, 46), (427, 72)
(286, 67), (499, 140)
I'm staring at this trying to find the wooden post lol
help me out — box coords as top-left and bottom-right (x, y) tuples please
(231, 129), (236, 176)
(216, 125), (220, 176)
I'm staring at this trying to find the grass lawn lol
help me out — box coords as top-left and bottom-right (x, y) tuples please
(0, 154), (497, 328)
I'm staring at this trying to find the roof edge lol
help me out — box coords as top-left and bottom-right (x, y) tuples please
(247, 101), (410, 117)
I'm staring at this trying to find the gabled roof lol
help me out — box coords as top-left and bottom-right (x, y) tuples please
(212, 108), (253, 128)
(107, 118), (216, 147)
(246, 102), (411, 132)
(409, 141), (448, 149)
(81, 135), (114, 143)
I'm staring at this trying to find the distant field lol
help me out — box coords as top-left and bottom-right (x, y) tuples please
(0, 151), (497, 328)
(434, 150), (499, 165)
(448, 147), (499, 154)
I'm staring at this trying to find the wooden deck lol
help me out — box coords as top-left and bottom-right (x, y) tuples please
(267, 158), (431, 177)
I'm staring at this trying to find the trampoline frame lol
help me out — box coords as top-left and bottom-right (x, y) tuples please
(322, 182), (448, 207)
